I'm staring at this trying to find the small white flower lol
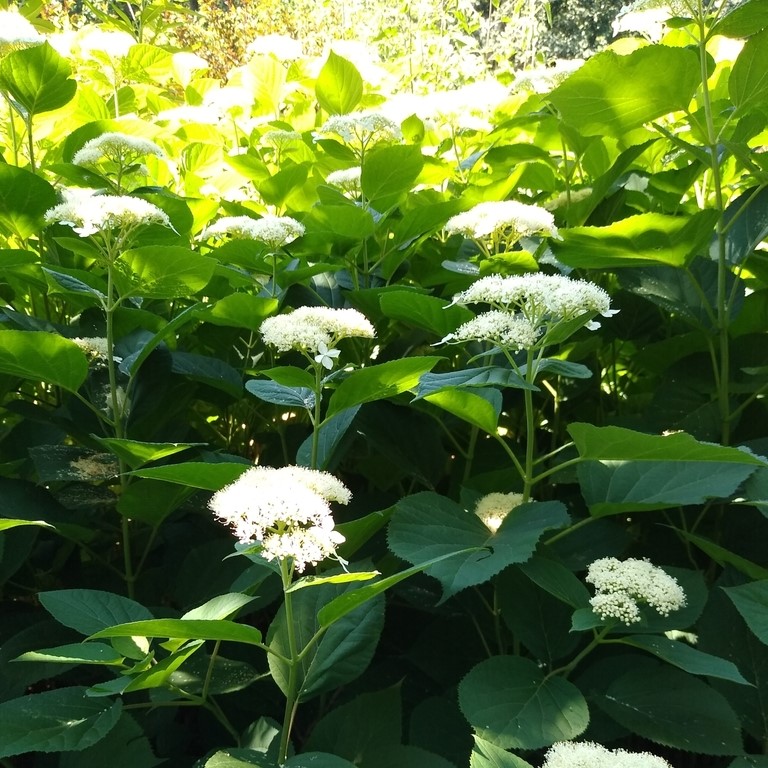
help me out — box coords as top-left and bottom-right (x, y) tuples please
(261, 306), (376, 356)
(315, 112), (402, 149)
(314, 341), (341, 370)
(209, 465), (349, 572)
(0, 9), (44, 53)
(445, 200), (560, 242)
(586, 557), (687, 625)
(474, 492), (525, 533)
(543, 741), (673, 768)
(200, 215), (305, 249)
(441, 310), (541, 350)
(72, 132), (165, 167)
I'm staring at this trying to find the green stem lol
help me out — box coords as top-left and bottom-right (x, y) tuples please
(5, 94), (19, 166)
(546, 625), (612, 679)
(278, 559), (300, 765)
(310, 363), (323, 469)
(522, 347), (537, 502)
(201, 639), (222, 702)
(544, 515), (596, 545)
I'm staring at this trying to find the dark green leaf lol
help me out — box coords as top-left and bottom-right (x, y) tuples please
(91, 437), (200, 469)
(89, 619), (263, 646)
(711, 0), (768, 37)
(296, 405), (360, 469)
(39, 589), (154, 636)
(15, 643), (124, 666)
(379, 290), (473, 337)
(246, 379), (315, 410)
(470, 737), (534, 768)
(130, 461), (248, 490)
(723, 580), (768, 646)
(117, 246), (215, 299)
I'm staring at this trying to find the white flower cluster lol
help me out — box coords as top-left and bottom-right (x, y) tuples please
(262, 129), (302, 148)
(201, 215), (305, 249)
(474, 492), (525, 533)
(442, 310), (540, 349)
(209, 465), (349, 572)
(72, 133), (165, 167)
(247, 34), (303, 61)
(326, 166), (362, 194)
(45, 194), (172, 238)
(71, 337), (110, 360)
(612, 5), (671, 42)
(0, 9), (44, 53)
(260, 306), (375, 356)
(315, 111), (402, 149)
(586, 557), (687, 625)
(543, 741), (672, 768)
(445, 200), (559, 242)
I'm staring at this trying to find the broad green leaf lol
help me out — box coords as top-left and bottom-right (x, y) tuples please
(676, 530), (768, 580)
(578, 458), (755, 516)
(182, 593), (255, 620)
(39, 589), (154, 636)
(305, 203), (375, 240)
(264, 365), (316, 390)
(257, 163), (309, 208)
(548, 45), (700, 137)
(424, 387), (501, 433)
(596, 659), (743, 754)
(203, 294), (278, 331)
(203, 748), (273, 767)
(296, 405), (361, 469)
(729, 759), (768, 768)
(124, 43), (173, 83)
(0, 518), (54, 532)
(361, 145), (425, 207)
(414, 366), (533, 398)
(723, 580), (768, 645)
(528, 358), (592, 379)
(246, 379), (315, 410)
(0, 330), (88, 392)
(713, 186), (768, 265)
(268, 575), (384, 700)
(131, 461), (249, 490)
(325, 356), (441, 418)
(285, 571), (380, 593)
(517, 555), (592, 608)
(116, 479), (193, 526)
(388, 493), (570, 601)
(619, 635), (750, 684)
(568, 423), (767, 465)
(91, 437), (200, 469)
(711, 0), (768, 37)
(730, 27), (768, 115)
(117, 246), (215, 299)
(459, 656), (589, 749)
(89, 619), (263, 646)
(15, 642), (124, 666)
(470, 737), (534, 768)
(286, 754), (358, 768)
(379, 290), (473, 337)
(43, 267), (106, 300)
(552, 211), (719, 269)
(0, 687), (121, 757)
(315, 51), (363, 114)
(0, 164), (57, 239)
(0, 42), (77, 116)
(58, 713), (162, 768)
(170, 350), (243, 398)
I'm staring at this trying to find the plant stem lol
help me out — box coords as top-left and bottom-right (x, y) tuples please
(522, 347), (537, 501)
(310, 363), (323, 469)
(278, 559), (300, 765)
(546, 625), (611, 679)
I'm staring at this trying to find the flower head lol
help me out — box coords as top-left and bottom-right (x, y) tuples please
(209, 465), (349, 572)
(543, 741), (672, 768)
(326, 166), (362, 195)
(445, 200), (559, 242)
(586, 557), (687, 625)
(315, 111), (402, 151)
(262, 129), (302, 148)
(71, 337), (111, 361)
(44, 194), (172, 239)
(474, 492), (525, 533)
(441, 310), (541, 349)
(0, 9), (44, 54)
(260, 306), (375, 356)
(201, 215), (305, 249)
(247, 34), (303, 61)
(72, 132), (165, 167)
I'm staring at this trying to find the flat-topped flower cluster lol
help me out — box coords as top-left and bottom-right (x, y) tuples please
(72, 132), (165, 166)
(474, 492), (524, 533)
(445, 200), (559, 242)
(201, 215), (305, 249)
(209, 465), (349, 572)
(586, 557), (687, 625)
(543, 741), (672, 768)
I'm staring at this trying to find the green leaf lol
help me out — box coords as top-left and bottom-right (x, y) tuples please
(388, 493), (570, 601)
(130, 461), (249, 491)
(286, 754), (359, 768)
(246, 379), (315, 410)
(182, 593), (256, 620)
(0, 518), (54, 532)
(39, 589), (154, 636)
(517, 556), (592, 609)
(596, 659), (743, 754)
(414, 366), (533, 398)
(676, 529), (768, 580)
(459, 656), (589, 749)
(711, 0), (768, 37)
(0, 164), (57, 239)
(0, 330), (88, 392)
(424, 387), (501, 433)
(0, 42), (77, 116)
(361, 145), (425, 207)
(264, 366), (316, 390)
(379, 291), (473, 337)
(730, 28), (768, 115)
(296, 405), (361, 469)
(305, 203), (375, 240)
(315, 51), (363, 114)
(202, 294), (279, 331)
(0, 687), (121, 757)
(15, 642), (124, 666)
(470, 737), (534, 768)
(723, 580), (768, 645)
(619, 635), (750, 684)
(325, 356), (441, 418)
(552, 211), (719, 269)
(714, 186), (768, 265)
(203, 748), (274, 767)
(257, 163), (309, 208)
(548, 45), (700, 137)
(285, 571), (380, 593)
(116, 479), (193, 526)
(116, 246), (216, 299)
(91, 437), (200, 470)
(89, 619), (263, 646)
(170, 350), (243, 398)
